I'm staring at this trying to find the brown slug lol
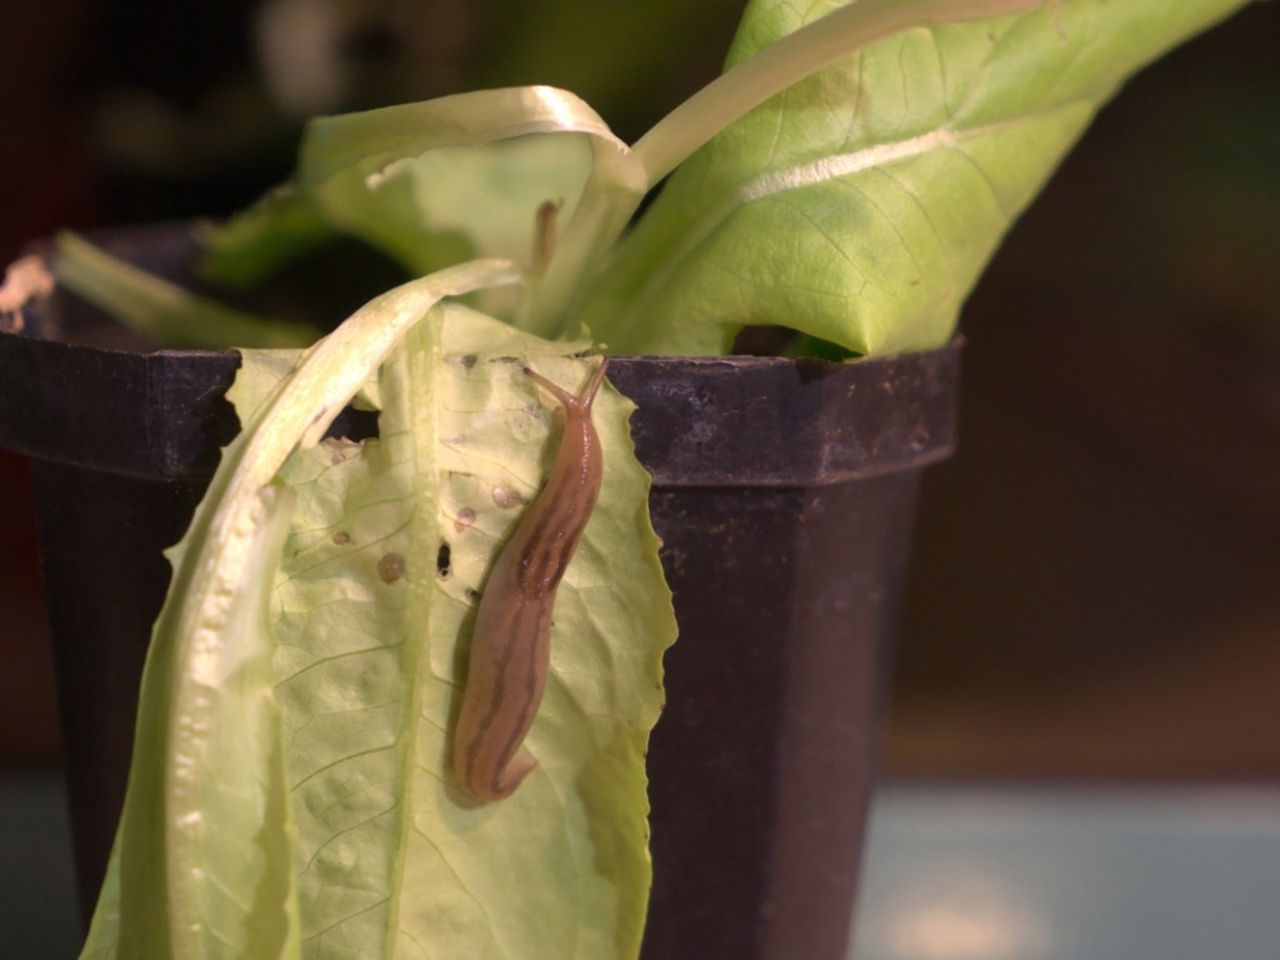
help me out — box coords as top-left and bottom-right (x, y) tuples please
(452, 359), (608, 802)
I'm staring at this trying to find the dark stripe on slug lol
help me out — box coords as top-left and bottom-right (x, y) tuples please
(514, 422), (593, 550)
(517, 515), (573, 594)
(454, 360), (606, 802)
(545, 534), (582, 590)
(463, 600), (536, 787)
(517, 497), (568, 580)
(515, 468), (594, 592)
(523, 528), (577, 595)
(521, 527), (577, 595)
(524, 456), (590, 542)
(490, 606), (547, 796)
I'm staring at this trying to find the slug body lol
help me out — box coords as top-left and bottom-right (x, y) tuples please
(453, 360), (608, 802)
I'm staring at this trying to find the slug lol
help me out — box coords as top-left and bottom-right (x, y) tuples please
(453, 359), (608, 802)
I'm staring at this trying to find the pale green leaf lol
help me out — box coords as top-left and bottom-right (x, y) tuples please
(311, 136), (599, 319)
(295, 87), (625, 186)
(81, 266), (672, 960)
(202, 87), (645, 322)
(80, 480), (300, 960)
(266, 304), (673, 958)
(196, 186), (334, 290)
(80, 259), (522, 960)
(578, 0), (1249, 355)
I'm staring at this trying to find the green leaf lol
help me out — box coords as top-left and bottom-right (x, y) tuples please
(310, 135), (600, 320)
(82, 481), (301, 960)
(197, 186), (334, 291)
(269, 305), (673, 958)
(55, 232), (320, 349)
(81, 261), (673, 959)
(201, 87), (645, 322)
(80, 259), (523, 959)
(577, 0), (1248, 356)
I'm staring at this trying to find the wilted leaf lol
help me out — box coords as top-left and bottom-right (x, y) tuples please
(80, 259), (523, 959)
(80, 268), (674, 960)
(202, 87), (644, 323)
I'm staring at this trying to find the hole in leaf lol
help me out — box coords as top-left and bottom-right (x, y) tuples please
(322, 407), (379, 443)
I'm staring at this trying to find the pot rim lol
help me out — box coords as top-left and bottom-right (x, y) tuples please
(1, 225), (960, 488)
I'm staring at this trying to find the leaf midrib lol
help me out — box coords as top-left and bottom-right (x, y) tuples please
(383, 334), (439, 960)
(604, 100), (1089, 349)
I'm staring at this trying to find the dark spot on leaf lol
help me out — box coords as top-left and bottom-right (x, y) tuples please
(466, 588), (481, 603)
(333, 531), (351, 545)
(437, 541), (452, 579)
(378, 552), (406, 584)
(309, 405), (329, 427)
(460, 354), (477, 369)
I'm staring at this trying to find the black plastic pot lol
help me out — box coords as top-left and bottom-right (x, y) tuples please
(0, 228), (958, 960)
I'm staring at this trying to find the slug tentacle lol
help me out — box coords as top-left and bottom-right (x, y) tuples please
(523, 358), (606, 413)
(452, 359), (608, 803)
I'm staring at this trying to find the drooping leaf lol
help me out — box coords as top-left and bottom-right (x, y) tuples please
(265, 305), (674, 958)
(201, 87), (645, 324)
(80, 270), (673, 959)
(55, 231), (320, 349)
(309, 135), (603, 320)
(79, 260), (522, 960)
(81, 480), (301, 960)
(577, 0), (1249, 356)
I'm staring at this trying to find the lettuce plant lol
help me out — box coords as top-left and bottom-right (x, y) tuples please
(52, 1), (1247, 957)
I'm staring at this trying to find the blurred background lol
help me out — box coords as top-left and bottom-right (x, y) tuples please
(1, 1), (1277, 957)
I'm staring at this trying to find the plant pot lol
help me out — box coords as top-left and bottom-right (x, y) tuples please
(0, 225), (959, 960)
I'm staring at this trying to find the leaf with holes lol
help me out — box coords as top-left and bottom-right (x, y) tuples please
(78, 260), (525, 960)
(248, 306), (671, 958)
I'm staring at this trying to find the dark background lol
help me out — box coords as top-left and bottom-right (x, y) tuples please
(2, 0), (1277, 789)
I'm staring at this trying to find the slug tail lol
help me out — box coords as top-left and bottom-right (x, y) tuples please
(483, 757), (535, 798)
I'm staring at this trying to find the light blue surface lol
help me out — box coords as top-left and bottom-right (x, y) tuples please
(4, 773), (1279, 958)
(852, 786), (1280, 960)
